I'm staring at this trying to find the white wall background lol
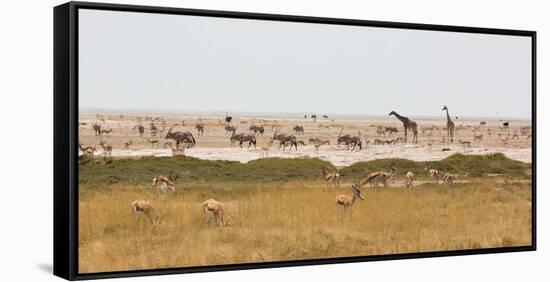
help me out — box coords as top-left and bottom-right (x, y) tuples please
(0, 0), (546, 281)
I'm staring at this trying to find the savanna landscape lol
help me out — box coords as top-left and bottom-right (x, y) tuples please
(78, 110), (532, 273)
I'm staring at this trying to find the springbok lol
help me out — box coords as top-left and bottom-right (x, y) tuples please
(404, 171), (415, 188)
(259, 139), (273, 158)
(82, 146), (96, 159)
(441, 173), (455, 185)
(202, 199), (231, 226)
(360, 167), (396, 188)
(131, 200), (157, 224)
(151, 173), (178, 194)
(123, 140), (133, 150)
(424, 163), (440, 183)
(98, 140), (112, 158)
(146, 138), (159, 148)
(100, 128), (113, 137)
(335, 179), (365, 220)
(320, 167), (340, 189)
(171, 145), (185, 157)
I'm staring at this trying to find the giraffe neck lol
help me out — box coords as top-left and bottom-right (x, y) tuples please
(444, 109), (451, 122)
(393, 113), (408, 123)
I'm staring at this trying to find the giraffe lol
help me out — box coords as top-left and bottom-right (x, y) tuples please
(388, 111), (418, 143)
(441, 105), (455, 142)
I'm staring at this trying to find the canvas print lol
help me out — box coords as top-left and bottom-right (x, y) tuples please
(77, 9), (533, 273)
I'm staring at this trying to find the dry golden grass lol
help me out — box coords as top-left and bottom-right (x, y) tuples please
(78, 178), (531, 273)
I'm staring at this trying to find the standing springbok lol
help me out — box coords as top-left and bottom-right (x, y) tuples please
(424, 162), (440, 183)
(335, 179), (365, 220)
(202, 199), (231, 226)
(320, 167), (340, 189)
(131, 200), (157, 224)
(259, 139), (273, 158)
(404, 171), (415, 188)
(360, 167), (396, 188)
(98, 140), (112, 158)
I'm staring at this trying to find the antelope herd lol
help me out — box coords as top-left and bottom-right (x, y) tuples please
(131, 159), (457, 226)
(80, 109), (529, 227)
(79, 106), (531, 162)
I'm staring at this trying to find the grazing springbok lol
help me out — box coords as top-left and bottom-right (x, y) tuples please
(424, 163), (440, 183)
(151, 173), (178, 194)
(404, 171), (415, 188)
(123, 140), (133, 150)
(82, 146), (96, 159)
(202, 199), (231, 226)
(385, 127), (399, 136)
(335, 179), (365, 220)
(131, 200), (157, 224)
(360, 167), (396, 188)
(441, 173), (455, 185)
(163, 140), (173, 148)
(474, 134), (483, 142)
(458, 140), (471, 150)
(171, 145), (185, 157)
(79, 142), (93, 152)
(320, 167), (340, 189)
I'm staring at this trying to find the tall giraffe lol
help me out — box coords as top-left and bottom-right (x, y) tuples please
(388, 111), (418, 143)
(441, 105), (455, 142)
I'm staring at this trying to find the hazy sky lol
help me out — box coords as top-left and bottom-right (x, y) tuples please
(79, 9), (532, 118)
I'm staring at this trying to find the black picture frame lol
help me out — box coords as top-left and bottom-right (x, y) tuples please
(54, 1), (537, 280)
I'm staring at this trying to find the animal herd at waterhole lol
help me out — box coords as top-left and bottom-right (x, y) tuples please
(78, 106), (532, 226)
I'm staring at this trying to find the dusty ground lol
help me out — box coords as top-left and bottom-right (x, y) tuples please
(79, 110), (532, 166)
